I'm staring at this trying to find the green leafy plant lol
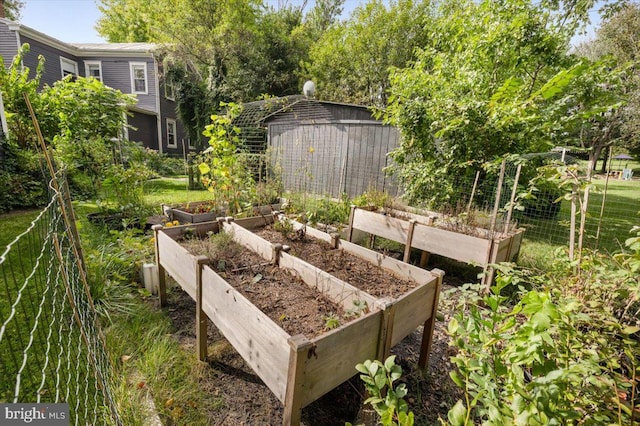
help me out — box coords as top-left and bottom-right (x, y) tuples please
(344, 300), (369, 319)
(198, 102), (255, 214)
(445, 258), (640, 426)
(350, 356), (414, 426)
(322, 313), (340, 331)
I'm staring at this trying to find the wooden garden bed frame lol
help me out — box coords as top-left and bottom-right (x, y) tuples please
(152, 216), (443, 426)
(345, 206), (525, 285)
(162, 200), (281, 223)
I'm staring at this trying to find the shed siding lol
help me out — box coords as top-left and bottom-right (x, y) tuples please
(270, 122), (399, 198)
(0, 21), (18, 68)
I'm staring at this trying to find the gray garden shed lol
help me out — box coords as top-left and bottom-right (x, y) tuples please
(234, 95), (400, 198)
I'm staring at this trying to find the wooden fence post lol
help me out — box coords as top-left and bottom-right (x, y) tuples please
(195, 255), (209, 362)
(152, 224), (167, 307)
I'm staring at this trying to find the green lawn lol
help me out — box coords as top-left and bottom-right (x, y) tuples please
(143, 177), (211, 207)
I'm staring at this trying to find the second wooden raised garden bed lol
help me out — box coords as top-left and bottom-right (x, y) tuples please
(153, 216), (443, 426)
(345, 206), (525, 285)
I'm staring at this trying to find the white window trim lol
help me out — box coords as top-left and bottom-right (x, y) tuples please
(164, 80), (175, 101)
(188, 136), (196, 150)
(166, 119), (177, 148)
(129, 62), (148, 95)
(60, 57), (78, 79)
(84, 60), (102, 82)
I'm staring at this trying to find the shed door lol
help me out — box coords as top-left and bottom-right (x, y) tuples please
(269, 123), (348, 198)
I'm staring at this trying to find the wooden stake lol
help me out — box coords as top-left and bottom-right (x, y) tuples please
(489, 159), (506, 234)
(503, 163), (522, 235)
(569, 183), (577, 261)
(466, 170), (481, 214)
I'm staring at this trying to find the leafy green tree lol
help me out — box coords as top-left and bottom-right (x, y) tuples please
(590, 2), (640, 160)
(2, 0), (24, 21)
(383, 0), (603, 206)
(304, 0), (433, 106)
(40, 76), (136, 195)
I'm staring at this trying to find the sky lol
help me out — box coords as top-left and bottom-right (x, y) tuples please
(18, 0), (602, 46)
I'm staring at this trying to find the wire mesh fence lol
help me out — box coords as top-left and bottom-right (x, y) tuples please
(0, 174), (120, 425)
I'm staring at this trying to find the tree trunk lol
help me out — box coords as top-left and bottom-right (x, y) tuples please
(600, 146), (610, 173)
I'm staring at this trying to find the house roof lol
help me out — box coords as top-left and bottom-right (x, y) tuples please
(0, 18), (158, 58)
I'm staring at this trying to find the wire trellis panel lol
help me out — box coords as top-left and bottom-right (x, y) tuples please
(0, 175), (121, 425)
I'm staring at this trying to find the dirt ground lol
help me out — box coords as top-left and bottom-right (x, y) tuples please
(166, 229), (463, 425)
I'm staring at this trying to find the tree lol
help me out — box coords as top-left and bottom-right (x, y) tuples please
(40, 76), (136, 195)
(1, 0), (24, 21)
(383, 0), (603, 206)
(304, 0), (434, 106)
(591, 2), (640, 160)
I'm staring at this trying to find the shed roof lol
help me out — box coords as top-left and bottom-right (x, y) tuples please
(233, 95), (374, 129)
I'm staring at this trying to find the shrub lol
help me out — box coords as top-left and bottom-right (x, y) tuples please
(445, 251), (640, 425)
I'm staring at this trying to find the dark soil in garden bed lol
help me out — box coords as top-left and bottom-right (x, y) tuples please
(181, 235), (347, 337)
(163, 281), (462, 425)
(254, 225), (418, 299)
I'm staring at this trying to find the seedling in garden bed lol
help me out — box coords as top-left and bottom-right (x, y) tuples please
(323, 313), (340, 330)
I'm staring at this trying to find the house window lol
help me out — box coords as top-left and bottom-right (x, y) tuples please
(165, 80), (175, 101)
(130, 62), (148, 94)
(166, 119), (177, 148)
(60, 57), (78, 79)
(85, 61), (102, 82)
(188, 136), (196, 150)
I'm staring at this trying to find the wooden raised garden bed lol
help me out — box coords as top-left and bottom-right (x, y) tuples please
(162, 200), (281, 223)
(345, 206), (525, 285)
(152, 216), (443, 426)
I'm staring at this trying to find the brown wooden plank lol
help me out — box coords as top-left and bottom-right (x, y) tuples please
(279, 252), (377, 309)
(223, 221), (274, 262)
(418, 269), (444, 370)
(283, 335), (312, 426)
(351, 208), (410, 245)
(411, 223), (491, 265)
(195, 255), (209, 361)
(161, 221), (220, 240)
(157, 231), (197, 299)
(200, 266), (290, 402)
(299, 311), (383, 407)
(390, 282), (438, 347)
(288, 219), (332, 244)
(234, 215), (275, 231)
(338, 239), (436, 286)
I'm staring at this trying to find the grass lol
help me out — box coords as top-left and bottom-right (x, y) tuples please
(143, 177), (211, 207)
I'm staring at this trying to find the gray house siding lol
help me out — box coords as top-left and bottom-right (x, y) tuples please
(0, 21), (18, 68)
(97, 57), (156, 113)
(20, 35), (81, 87)
(128, 112), (158, 151)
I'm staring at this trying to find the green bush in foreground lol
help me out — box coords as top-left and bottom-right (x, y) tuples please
(445, 239), (640, 425)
